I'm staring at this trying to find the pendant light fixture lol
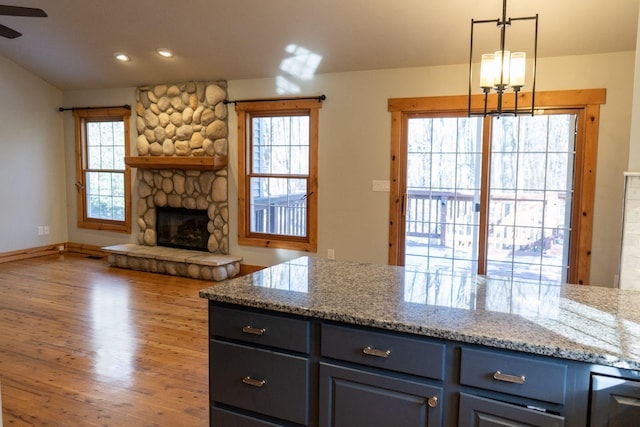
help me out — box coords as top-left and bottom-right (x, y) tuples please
(468, 0), (539, 116)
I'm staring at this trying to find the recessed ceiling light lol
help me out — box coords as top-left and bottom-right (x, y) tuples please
(156, 48), (173, 58)
(114, 52), (131, 62)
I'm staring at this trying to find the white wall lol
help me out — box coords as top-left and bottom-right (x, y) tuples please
(56, 52), (634, 286)
(627, 6), (640, 171)
(0, 55), (66, 252)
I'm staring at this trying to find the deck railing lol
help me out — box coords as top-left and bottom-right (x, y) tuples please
(251, 190), (559, 251)
(405, 190), (477, 246)
(251, 194), (307, 237)
(405, 189), (558, 250)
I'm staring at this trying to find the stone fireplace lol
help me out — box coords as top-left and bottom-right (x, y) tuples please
(104, 80), (241, 281)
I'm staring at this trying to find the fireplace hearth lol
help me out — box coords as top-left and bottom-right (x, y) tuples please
(157, 207), (209, 252)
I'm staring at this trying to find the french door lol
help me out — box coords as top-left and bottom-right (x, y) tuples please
(388, 90), (605, 284)
(403, 113), (576, 282)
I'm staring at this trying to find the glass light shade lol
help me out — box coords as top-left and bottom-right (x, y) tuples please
(493, 50), (510, 86)
(510, 52), (526, 88)
(479, 54), (495, 89)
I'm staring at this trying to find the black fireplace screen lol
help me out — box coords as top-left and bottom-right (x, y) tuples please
(156, 207), (209, 251)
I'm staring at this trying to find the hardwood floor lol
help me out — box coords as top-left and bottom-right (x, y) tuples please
(0, 253), (212, 426)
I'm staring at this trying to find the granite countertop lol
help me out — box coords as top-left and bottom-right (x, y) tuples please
(199, 256), (640, 371)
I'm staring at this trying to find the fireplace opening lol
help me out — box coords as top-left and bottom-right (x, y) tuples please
(156, 207), (209, 252)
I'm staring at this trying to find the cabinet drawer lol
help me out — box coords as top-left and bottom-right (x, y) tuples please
(210, 304), (310, 353)
(458, 393), (565, 427)
(460, 347), (567, 404)
(211, 406), (286, 427)
(321, 323), (445, 380)
(210, 340), (309, 425)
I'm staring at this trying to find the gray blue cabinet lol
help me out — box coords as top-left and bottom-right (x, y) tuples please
(590, 374), (640, 426)
(208, 302), (640, 426)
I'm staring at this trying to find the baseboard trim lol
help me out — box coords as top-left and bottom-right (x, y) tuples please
(65, 243), (107, 258)
(1, 243), (262, 275)
(0, 244), (65, 264)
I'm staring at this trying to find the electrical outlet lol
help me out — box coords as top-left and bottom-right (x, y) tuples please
(44, 226), (49, 235)
(372, 180), (390, 192)
(38, 226), (44, 236)
(327, 249), (335, 260)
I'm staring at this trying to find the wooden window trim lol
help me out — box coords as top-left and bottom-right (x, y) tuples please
(236, 99), (320, 252)
(73, 107), (132, 233)
(388, 89), (606, 284)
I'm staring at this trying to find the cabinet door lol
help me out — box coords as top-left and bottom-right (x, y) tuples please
(319, 362), (442, 427)
(591, 375), (640, 426)
(458, 393), (565, 427)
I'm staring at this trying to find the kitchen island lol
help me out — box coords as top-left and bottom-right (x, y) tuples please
(200, 256), (640, 426)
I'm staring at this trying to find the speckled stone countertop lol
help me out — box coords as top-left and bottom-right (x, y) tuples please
(199, 256), (640, 371)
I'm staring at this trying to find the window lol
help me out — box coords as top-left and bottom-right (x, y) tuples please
(388, 90), (605, 284)
(236, 99), (321, 251)
(73, 107), (131, 232)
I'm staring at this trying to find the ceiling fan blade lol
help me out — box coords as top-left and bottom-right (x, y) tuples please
(0, 5), (47, 17)
(0, 22), (20, 39)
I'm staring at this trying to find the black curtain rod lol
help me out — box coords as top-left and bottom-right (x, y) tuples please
(224, 95), (326, 105)
(58, 104), (131, 112)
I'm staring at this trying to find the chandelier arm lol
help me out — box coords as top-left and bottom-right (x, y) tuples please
(509, 16), (538, 22)
(473, 18), (501, 24)
(468, 19), (474, 116)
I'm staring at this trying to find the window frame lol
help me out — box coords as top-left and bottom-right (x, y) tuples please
(73, 107), (132, 233)
(236, 99), (320, 252)
(387, 89), (606, 284)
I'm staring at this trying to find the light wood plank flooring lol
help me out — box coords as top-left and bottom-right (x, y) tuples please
(0, 253), (211, 426)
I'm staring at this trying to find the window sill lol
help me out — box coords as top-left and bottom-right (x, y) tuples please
(238, 236), (317, 252)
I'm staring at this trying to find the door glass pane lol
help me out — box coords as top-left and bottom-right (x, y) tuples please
(486, 114), (576, 282)
(405, 117), (483, 274)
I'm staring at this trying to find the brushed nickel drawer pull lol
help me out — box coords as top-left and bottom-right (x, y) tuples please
(362, 346), (391, 358)
(242, 376), (266, 387)
(427, 396), (438, 408)
(242, 326), (266, 336)
(493, 371), (526, 384)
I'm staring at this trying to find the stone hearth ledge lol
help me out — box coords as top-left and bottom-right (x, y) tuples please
(103, 243), (242, 281)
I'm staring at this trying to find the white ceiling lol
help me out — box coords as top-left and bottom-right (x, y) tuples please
(0, 0), (637, 90)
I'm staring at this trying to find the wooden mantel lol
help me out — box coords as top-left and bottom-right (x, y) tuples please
(125, 155), (227, 170)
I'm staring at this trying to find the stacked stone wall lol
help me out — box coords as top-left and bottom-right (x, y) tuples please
(134, 81), (229, 254)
